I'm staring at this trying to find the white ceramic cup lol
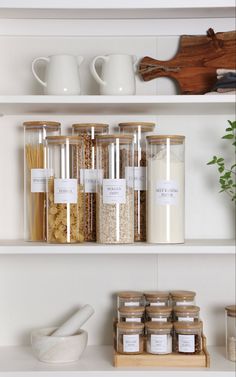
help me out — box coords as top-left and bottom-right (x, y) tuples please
(90, 54), (137, 95)
(32, 54), (84, 95)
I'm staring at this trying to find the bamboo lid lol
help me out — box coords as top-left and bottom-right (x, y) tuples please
(145, 322), (173, 331)
(146, 306), (172, 315)
(117, 291), (143, 299)
(144, 291), (170, 300)
(23, 121), (61, 130)
(46, 135), (83, 145)
(173, 305), (200, 314)
(174, 321), (202, 331)
(171, 290), (196, 300)
(225, 305), (236, 317)
(117, 322), (144, 331)
(119, 122), (155, 132)
(146, 135), (185, 144)
(118, 306), (145, 315)
(72, 123), (109, 133)
(96, 134), (133, 144)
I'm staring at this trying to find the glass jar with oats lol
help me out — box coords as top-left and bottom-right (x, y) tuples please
(96, 134), (134, 244)
(45, 136), (84, 244)
(23, 121), (61, 241)
(119, 122), (155, 242)
(72, 123), (109, 242)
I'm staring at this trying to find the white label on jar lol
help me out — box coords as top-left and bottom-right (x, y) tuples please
(150, 302), (166, 306)
(176, 301), (195, 306)
(155, 180), (179, 206)
(125, 167), (146, 191)
(179, 334), (195, 353)
(54, 179), (77, 204)
(80, 169), (99, 193)
(123, 334), (139, 353)
(126, 318), (141, 323)
(124, 302), (139, 307)
(103, 179), (126, 204)
(31, 168), (53, 193)
(152, 317), (167, 322)
(151, 334), (168, 353)
(178, 317), (194, 322)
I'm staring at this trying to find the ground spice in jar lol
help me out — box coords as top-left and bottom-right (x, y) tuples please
(173, 305), (200, 322)
(144, 291), (170, 306)
(171, 290), (196, 306)
(116, 322), (144, 354)
(146, 322), (173, 354)
(174, 322), (202, 354)
(146, 306), (172, 322)
(117, 291), (144, 308)
(118, 306), (145, 323)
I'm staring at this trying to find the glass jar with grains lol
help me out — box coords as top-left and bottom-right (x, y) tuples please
(116, 322), (144, 354)
(117, 291), (144, 308)
(72, 123), (108, 241)
(23, 121), (61, 241)
(96, 134), (134, 244)
(225, 305), (236, 362)
(171, 290), (196, 306)
(146, 322), (173, 354)
(118, 122), (155, 242)
(146, 306), (172, 322)
(118, 306), (145, 323)
(174, 321), (202, 354)
(46, 136), (84, 243)
(173, 305), (200, 322)
(144, 291), (170, 306)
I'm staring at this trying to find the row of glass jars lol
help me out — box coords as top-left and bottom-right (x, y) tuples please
(116, 321), (202, 355)
(23, 121), (185, 244)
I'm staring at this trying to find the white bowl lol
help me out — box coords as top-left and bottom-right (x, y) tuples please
(31, 327), (88, 364)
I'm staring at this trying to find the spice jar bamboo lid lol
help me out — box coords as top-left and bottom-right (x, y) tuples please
(173, 305), (200, 314)
(96, 134), (133, 144)
(146, 306), (172, 315)
(72, 123), (109, 133)
(23, 121), (61, 130)
(117, 291), (143, 299)
(146, 135), (185, 144)
(118, 306), (145, 315)
(144, 291), (170, 300)
(174, 321), (202, 331)
(225, 305), (236, 317)
(117, 322), (144, 331)
(145, 322), (173, 331)
(46, 135), (83, 145)
(119, 122), (155, 132)
(171, 290), (196, 300)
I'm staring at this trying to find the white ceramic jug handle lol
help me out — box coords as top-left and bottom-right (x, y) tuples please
(32, 57), (50, 87)
(90, 56), (108, 86)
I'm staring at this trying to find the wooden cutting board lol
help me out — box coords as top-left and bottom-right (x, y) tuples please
(138, 29), (236, 94)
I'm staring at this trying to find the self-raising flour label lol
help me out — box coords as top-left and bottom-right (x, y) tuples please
(155, 180), (179, 206)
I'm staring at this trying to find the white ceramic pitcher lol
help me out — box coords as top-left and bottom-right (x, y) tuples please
(90, 54), (137, 95)
(32, 54), (84, 95)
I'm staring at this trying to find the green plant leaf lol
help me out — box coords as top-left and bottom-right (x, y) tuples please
(226, 127), (233, 131)
(217, 158), (224, 163)
(218, 166), (224, 173)
(231, 164), (236, 170)
(222, 134), (234, 139)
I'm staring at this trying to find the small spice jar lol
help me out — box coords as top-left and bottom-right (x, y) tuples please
(72, 123), (109, 242)
(118, 306), (145, 323)
(146, 322), (173, 354)
(173, 305), (200, 322)
(119, 122), (155, 242)
(146, 306), (172, 322)
(225, 305), (236, 362)
(117, 291), (144, 308)
(116, 322), (144, 354)
(174, 322), (202, 354)
(171, 290), (196, 306)
(145, 291), (170, 306)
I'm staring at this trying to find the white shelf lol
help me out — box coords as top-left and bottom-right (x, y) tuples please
(0, 0), (234, 19)
(0, 95), (235, 116)
(0, 239), (234, 255)
(0, 345), (234, 376)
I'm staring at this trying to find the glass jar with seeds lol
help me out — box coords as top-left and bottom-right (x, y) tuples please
(146, 306), (172, 322)
(146, 322), (173, 354)
(118, 306), (145, 323)
(225, 305), (236, 362)
(117, 291), (144, 308)
(173, 305), (200, 322)
(171, 290), (196, 306)
(116, 322), (144, 354)
(144, 291), (170, 307)
(173, 321), (202, 354)
(23, 121), (61, 241)
(72, 123), (109, 242)
(119, 122), (155, 242)
(96, 134), (134, 244)
(46, 136), (84, 244)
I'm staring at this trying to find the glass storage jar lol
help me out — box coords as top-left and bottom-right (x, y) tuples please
(118, 122), (155, 242)
(225, 305), (236, 362)
(146, 322), (173, 354)
(173, 305), (200, 322)
(146, 306), (172, 322)
(23, 121), (61, 241)
(144, 291), (170, 306)
(46, 136), (84, 243)
(146, 135), (185, 243)
(174, 321), (202, 354)
(118, 306), (145, 323)
(116, 322), (144, 354)
(72, 123), (109, 242)
(117, 291), (144, 308)
(96, 134), (134, 244)
(171, 291), (196, 306)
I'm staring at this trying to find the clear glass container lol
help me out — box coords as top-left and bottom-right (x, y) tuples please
(116, 322), (144, 354)
(23, 121), (61, 241)
(173, 305), (200, 322)
(118, 306), (145, 323)
(171, 291), (196, 306)
(146, 306), (172, 322)
(174, 321), (202, 354)
(96, 134), (134, 244)
(72, 123), (109, 242)
(46, 136), (84, 243)
(146, 322), (173, 354)
(118, 122), (155, 242)
(144, 291), (170, 307)
(225, 305), (236, 362)
(146, 135), (185, 243)
(117, 291), (144, 308)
